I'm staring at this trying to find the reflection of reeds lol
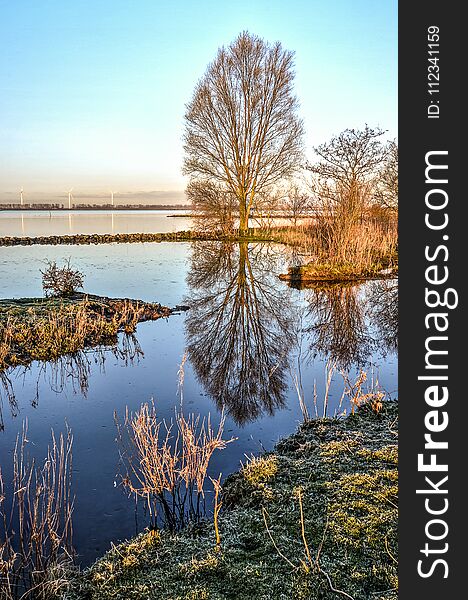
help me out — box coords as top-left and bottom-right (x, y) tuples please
(115, 402), (234, 531)
(0, 423), (74, 599)
(0, 333), (143, 433)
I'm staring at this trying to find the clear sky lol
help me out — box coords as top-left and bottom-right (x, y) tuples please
(0, 0), (397, 203)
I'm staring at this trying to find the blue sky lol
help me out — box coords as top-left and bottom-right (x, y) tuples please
(0, 0), (397, 202)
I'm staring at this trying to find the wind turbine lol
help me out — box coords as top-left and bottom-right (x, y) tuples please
(66, 188), (73, 209)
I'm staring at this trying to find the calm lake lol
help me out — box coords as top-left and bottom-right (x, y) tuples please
(0, 209), (193, 237)
(0, 226), (397, 566)
(0, 209), (306, 238)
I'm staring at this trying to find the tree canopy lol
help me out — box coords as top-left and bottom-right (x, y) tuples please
(183, 31), (304, 234)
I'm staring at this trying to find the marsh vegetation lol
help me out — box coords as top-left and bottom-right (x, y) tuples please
(0, 425), (74, 600)
(65, 400), (397, 600)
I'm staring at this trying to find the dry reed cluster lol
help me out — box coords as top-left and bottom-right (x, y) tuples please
(272, 214), (397, 275)
(115, 402), (234, 531)
(293, 361), (386, 421)
(0, 423), (74, 600)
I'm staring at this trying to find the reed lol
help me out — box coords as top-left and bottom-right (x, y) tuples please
(340, 370), (385, 415)
(0, 423), (74, 600)
(271, 215), (397, 275)
(115, 402), (234, 531)
(210, 475), (223, 551)
(294, 363), (386, 420)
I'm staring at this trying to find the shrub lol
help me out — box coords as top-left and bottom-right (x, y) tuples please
(41, 259), (85, 297)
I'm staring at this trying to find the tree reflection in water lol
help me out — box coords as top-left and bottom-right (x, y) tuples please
(302, 279), (398, 369)
(0, 333), (143, 431)
(185, 242), (297, 425)
(365, 279), (398, 355)
(303, 283), (371, 368)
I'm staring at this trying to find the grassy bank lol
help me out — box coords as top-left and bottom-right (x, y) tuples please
(278, 261), (397, 284)
(0, 293), (176, 369)
(273, 218), (398, 283)
(66, 402), (397, 600)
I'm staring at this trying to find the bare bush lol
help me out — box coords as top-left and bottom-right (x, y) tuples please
(115, 402), (234, 531)
(41, 260), (84, 298)
(304, 126), (396, 268)
(375, 139), (398, 211)
(0, 423), (74, 599)
(283, 184), (311, 225)
(186, 180), (236, 234)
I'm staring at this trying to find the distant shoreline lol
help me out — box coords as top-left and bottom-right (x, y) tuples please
(0, 206), (314, 220)
(0, 204), (193, 212)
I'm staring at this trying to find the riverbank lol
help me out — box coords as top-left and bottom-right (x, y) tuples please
(0, 293), (182, 369)
(66, 401), (398, 600)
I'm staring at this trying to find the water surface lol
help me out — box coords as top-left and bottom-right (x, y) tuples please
(0, 209), (193, 237)
(0, 240), (397, 565)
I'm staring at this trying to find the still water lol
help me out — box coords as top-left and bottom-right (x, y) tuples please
(0, 209), (193, 237)
(0, 209), (307, 238)
(0, 240), (397, 566)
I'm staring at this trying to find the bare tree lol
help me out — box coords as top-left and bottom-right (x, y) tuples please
(309, 125), (387, 195)
(308, 125), (388, 215)
(283, 184), (311, 225)
(306, 126), (390, 263)
(183, 31), (305, 236)
(375, 139), (398, 211)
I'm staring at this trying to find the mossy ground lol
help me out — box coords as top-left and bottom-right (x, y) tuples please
(65, 402), (398, 600)
(0, 294), (173, 369)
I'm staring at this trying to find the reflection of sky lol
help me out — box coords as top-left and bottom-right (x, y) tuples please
(0, 210), (193, 237)
(0, 242), (191, 303)
(0, 241), (397, 566)
(0, 0), (397, 197)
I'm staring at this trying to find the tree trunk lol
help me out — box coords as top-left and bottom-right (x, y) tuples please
(239, 197), (249, 237)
